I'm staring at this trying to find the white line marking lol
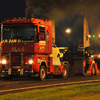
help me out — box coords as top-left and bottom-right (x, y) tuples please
(0, 79), (100, 93)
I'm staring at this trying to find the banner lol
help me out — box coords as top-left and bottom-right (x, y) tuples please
(83, 18), (90, 48)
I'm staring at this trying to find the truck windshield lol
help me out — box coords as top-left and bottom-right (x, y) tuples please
(3, 25), (38, 41)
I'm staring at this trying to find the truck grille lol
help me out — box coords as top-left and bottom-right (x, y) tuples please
(11, 53), (21, 66)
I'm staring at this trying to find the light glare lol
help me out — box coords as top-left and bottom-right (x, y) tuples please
(91, 55), (94, 58)
(65, 28), (71, 34)
(2, 59), (7, 64)
(88, 35), (91, 38)
(29, 60), (33, 64)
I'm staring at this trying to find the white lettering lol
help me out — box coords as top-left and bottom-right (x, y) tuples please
(11, 47), (25, 52)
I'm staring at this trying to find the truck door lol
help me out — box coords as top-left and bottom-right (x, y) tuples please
(39, 27), (45, 41)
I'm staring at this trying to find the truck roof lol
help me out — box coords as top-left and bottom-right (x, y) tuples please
(1, 17), (52, 26)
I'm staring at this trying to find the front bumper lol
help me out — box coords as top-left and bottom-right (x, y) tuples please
(0, 68), (34, 77)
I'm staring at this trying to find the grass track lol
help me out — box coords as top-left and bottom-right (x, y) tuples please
(1, 82), (100, 100)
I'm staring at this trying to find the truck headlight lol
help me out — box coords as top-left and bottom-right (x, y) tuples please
(2, 59), (7, 64)
(29, 59), (33, 64)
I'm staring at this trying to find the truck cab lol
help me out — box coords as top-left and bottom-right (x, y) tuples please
(0, 17), (68, 81)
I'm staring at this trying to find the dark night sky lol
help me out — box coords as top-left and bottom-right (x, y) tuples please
(0, 0), (26, 22)
(0, 0), (100, 49)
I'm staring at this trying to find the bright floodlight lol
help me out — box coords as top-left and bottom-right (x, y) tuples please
(65, 28), (71, 34)
(91, 55), (94, 58)
(88, 35), (91, 38)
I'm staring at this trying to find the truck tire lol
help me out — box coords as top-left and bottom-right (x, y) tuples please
(39, 66), (46, 81)
(62, 66), (68, 79)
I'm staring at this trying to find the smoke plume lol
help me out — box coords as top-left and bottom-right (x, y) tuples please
(25, 0), (100, 48)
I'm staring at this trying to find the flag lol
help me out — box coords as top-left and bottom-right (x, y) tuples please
(83, 18), (90, 48)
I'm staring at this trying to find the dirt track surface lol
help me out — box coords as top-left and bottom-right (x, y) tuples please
(0, 75), (100, 95)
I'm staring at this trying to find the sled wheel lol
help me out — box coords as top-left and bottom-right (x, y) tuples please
(91, 64), (96, 76)
(62, 66), (68, 79)
(39, 66), (46, 81)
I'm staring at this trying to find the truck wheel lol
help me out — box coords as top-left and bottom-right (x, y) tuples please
(62, 67), (68, 79)
(39, 66), (46, 81)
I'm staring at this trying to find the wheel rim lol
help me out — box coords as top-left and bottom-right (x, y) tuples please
(63, 68), (67, 76)
(41, 68), (45, 79)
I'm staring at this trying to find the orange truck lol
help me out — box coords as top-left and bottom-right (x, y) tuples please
(0, 17), (69, 81)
